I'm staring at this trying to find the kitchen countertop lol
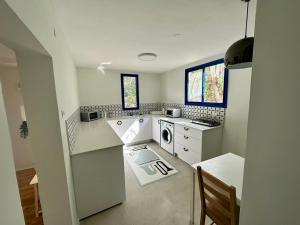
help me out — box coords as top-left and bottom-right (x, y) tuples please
(108, 114), (221, 131)
(71, 114), (222, 156)
(106, 114), (153, 120)
(71, 119), (123, 156)
(174, 120), (221, 131)
(158, 116), (222, 131)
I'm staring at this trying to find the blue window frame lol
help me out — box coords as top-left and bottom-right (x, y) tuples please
(121, 74), (139, 110)
(184, 59), (228, 108)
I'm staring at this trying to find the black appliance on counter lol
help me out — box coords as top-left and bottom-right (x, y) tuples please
(191, 119), (221, 127)
(80, 111), (101, 122)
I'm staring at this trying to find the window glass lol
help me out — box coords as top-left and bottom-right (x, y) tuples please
(188, 69), (203, 102)
(121, 74), (139, 110)
(185, 59), (228, 108)
(203, 63), (225, 103)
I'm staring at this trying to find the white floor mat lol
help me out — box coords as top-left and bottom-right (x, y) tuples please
(124, 144), (178, 186)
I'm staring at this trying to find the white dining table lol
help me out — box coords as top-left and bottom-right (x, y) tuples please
(190, 153), (245, 224)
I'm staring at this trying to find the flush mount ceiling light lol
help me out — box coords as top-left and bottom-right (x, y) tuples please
(225, 0), (254, 69)
(97, 62), (112, 74)
(138, 53), (157, 61)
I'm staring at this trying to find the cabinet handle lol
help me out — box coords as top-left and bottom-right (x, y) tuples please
(117, 121), (122, 125)
(183, 147), (189, 152)
(184, 135), (189, 139)
(184, 127), (189, 131)
(139, 118), (144, 123)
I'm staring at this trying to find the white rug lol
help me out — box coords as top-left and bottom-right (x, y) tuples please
(124, 144), (178, 186)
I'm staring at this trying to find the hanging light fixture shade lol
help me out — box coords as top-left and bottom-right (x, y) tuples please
(225, 37), (254, 69)
(225, 0), (254, 69)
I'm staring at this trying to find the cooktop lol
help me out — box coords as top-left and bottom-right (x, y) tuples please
(191, 119), (221, 127)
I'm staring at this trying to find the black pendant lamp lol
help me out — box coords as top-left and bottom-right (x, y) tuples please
(225, 0), (254, 69)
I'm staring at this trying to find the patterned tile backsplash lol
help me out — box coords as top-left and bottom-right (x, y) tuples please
(80, 103), (162, 118)
(65, 108), (80, 152)
(80, 102), (226, 124)
(161, 103), (226, 124)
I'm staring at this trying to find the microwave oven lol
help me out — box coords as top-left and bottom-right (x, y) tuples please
(166, 108), (181, 118)
(80, 111), (101, 122)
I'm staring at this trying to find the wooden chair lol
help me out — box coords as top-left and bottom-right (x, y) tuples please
(197, 166), (239, 225)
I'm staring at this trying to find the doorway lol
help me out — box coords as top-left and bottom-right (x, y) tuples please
(0, 42), (44, 225)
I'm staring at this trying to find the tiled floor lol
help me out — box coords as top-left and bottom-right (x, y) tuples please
(81, 141), (209, 225)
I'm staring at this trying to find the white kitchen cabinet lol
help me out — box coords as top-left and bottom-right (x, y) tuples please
(132, 117), (152, 143)
(108, 117), (152, 145)
(175, 131), (202, 151)
(71, 145), (125, 219)
(174, 124), (223, 165)
(152, 117), (161, 143)
(174, 142), (201, 165)
(108, 118), (135, 141)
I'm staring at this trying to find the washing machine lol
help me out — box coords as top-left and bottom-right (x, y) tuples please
(160, 120), (175, 155)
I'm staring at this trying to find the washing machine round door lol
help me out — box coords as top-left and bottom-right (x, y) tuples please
(161, 128), (172, 144)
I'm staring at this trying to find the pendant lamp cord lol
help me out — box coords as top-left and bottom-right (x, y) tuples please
(245, 1), (249, 38)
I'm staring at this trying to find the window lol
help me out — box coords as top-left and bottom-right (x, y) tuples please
(185, 59), (228, 108)
(121, 74), (139, 110)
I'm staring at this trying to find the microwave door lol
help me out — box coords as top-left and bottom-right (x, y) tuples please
(89, 112), (98, 121)
(166, 110), (172, 117)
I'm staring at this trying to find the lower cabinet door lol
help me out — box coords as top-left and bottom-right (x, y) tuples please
(109, 118), (135, 144)
(152, 118), (160, 143)
(110, 118), (152, 144)
(133, 117), (152, 143)
(175, 132), (202, 150)
(174, 142), (202, 165)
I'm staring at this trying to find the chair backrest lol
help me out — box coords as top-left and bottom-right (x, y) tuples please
(197, 166), (239, 225)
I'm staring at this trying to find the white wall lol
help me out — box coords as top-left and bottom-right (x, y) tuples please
(160, 55), (252, 156)
(222, 68), (252, 156)
(77, 68), (161, 105)
(4, 0), (79, 117)
(0, 66), (34, 170)
(2, 1), (80, 224)
(0, 81), (25, 225)
(240, 1), (300, 224)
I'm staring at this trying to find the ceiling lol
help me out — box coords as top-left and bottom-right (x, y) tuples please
(52, 0), (256, 73)
(0, 43), (17, 67)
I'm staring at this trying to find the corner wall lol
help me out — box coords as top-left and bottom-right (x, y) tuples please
(222, 68), (252, 156)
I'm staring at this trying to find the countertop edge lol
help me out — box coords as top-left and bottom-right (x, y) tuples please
(71, 143), (123, 156)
